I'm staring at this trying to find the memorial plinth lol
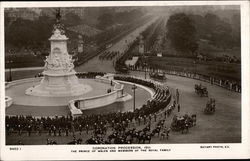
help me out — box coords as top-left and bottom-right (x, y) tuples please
(6, 9), (140, 118)
(25, 29), (90, 97)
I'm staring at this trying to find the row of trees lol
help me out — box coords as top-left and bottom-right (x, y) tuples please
(166, 12), (240, 55)
(97, 9), (144, 30)
(5, 16), (54, 49)
(140, 18), (163, 52)
(5, 12), (83, 50)
(166, 13), (198, 55)
(5, 8), (146, 51)
(189, 13), (240, 49)
(94, 15), (152, 46)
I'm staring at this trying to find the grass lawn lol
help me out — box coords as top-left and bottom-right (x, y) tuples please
(147, 56), (241, 81)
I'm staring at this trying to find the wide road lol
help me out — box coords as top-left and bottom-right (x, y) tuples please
(131, 71), (241, 143)
(75, 17), (158, 73)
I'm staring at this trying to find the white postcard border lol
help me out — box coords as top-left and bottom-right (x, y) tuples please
(0, 1), (249, 160)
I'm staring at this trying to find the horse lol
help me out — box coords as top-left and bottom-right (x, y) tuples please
(143, 133), (152, 143)
(68, 139), (77, 144)
(108, 132), (118, 142)
(142, 125), (150, 133)
(167, 108), (172, 116)
(132, 130), (142, 140)
(152, 126), (161, 137)
(136, 131), (145, 144)
(85, 137), (99, 144)
(157, 120), (165, 127)
(77, 138), (82, 144)
(191, 114), (197, 126)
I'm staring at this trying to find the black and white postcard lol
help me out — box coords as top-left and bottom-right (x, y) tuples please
(0, 1), (249, 160)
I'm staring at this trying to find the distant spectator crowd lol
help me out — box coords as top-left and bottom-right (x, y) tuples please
(164, 70), (241, 93)
(197, 53), (240, 64)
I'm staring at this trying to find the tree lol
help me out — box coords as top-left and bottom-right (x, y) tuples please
(114, 9), (144, 24)
(231, 14), (240, 47)
(210, 21), (233, 50)
(5, 16), (54, 49)
(4, 14), (11, 27)
(190, 13), (238, 49)
(166, 13), (198, 54)
(202, 13), (233, 49)
(188, 14), (206, 39)
(97, 13), (114, 30)
(5, 18), (35, 47)
(204, 13), (221, 34)
(63, 12), (81, 26)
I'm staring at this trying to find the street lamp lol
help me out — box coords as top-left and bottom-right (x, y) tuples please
(143, 61), (147, 79)
(132, 84), (137, 112)
(9, 60), (12, 82)
(7, 51), (14, 82)
(193, 60), (197, 78)
(143, 51), (147, 79)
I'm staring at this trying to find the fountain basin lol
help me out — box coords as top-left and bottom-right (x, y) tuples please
(5, 77), (153, 117)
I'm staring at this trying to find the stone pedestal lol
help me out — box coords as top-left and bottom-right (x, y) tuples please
(25, 29), (88, 97)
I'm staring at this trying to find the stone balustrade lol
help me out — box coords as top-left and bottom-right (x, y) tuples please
(68, 75), (125, 117)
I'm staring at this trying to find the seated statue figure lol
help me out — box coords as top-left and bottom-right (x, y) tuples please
(61, 52), (74, 72)
(44, 56), (55, 70)
(44, 56), (49, 70)
(50, 48), (63, 70)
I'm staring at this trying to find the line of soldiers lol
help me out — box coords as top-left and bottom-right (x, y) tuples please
(99, 51), (120, 61)
(6, 76), (172, 144)
(76, 72), (105, 79)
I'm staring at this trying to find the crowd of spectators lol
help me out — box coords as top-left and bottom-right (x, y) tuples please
(197, 53), (240, 64)
(164, 70), (241, 93)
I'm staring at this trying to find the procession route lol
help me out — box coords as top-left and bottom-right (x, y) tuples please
(131, 71), (241, 143)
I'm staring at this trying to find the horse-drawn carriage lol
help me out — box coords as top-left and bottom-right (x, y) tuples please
(115, 65), (129, 74)
(149, 72), (166, 80)
(204, 98), (216, 114)
(195, 84), (208, 97)
(171, 114), (196, 133)
(171, 115), (186, 132)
